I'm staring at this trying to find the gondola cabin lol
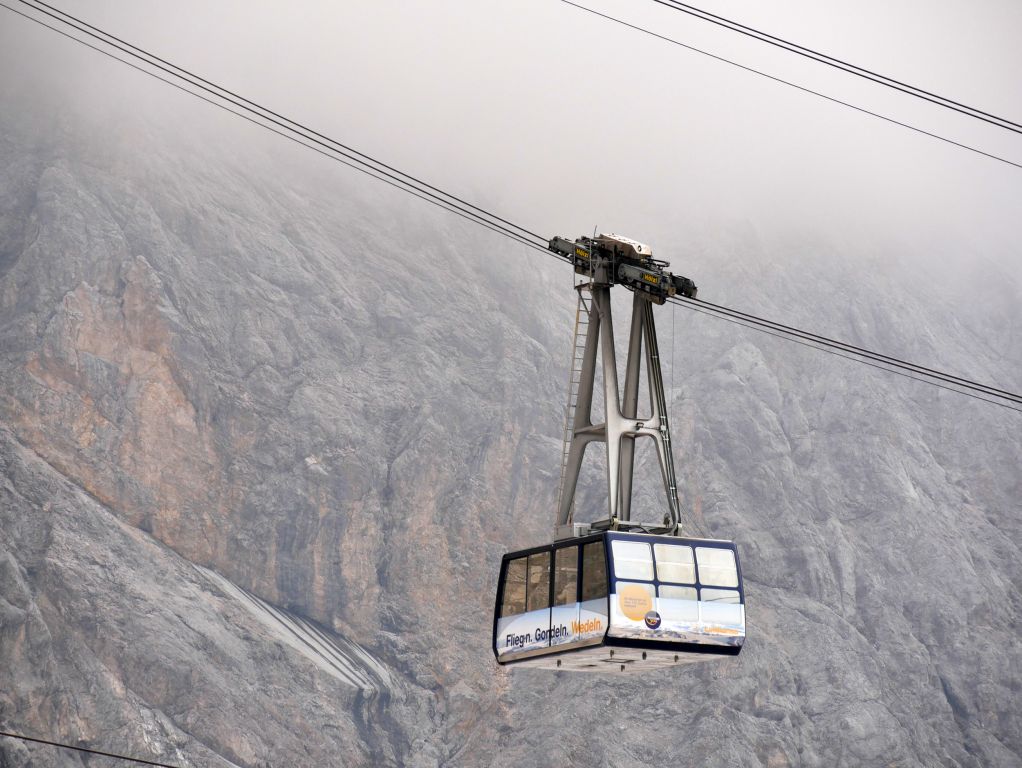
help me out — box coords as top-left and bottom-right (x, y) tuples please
(493, 532), (744, 672)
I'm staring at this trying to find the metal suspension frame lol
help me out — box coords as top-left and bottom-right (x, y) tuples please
(555, 282), (682, 538)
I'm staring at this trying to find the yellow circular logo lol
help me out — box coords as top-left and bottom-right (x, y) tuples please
(618, 584), (654, 621)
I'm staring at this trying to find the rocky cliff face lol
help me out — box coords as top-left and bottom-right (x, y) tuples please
(1, 86), (1020, 767)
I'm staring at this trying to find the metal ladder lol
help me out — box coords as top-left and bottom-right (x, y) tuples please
(555, 286), (591, 525)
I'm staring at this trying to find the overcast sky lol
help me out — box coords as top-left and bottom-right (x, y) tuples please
(2, 0), (1020, 276)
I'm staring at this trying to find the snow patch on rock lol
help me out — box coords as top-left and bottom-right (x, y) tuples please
(195, 565), (391, 694)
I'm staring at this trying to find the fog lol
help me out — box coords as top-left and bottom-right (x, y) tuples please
(2, 0), (1020, 279)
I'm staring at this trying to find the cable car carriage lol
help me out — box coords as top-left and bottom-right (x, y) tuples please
(493, 234), (745, 672)
(493, 532), (744, 671)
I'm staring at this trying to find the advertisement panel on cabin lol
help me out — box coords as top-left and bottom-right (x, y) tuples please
(495, 601), (608, 657)
(608, 584), (745, 647)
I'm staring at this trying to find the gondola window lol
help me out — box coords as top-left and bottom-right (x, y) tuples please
(653, 543), (696, 584)
(502, 557), (527, 616)
(659, 585), (698, 601)
(526, 552), (552, 611)
(581, 541), (607, 601)
(695, 547), (739, 587)
(611, 540), (654, 581)
(554, 547), (578, 606)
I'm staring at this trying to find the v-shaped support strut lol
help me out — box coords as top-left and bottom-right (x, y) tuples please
(555, 283), (682, 536)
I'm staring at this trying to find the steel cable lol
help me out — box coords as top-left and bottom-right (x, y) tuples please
(651, 0), (1022, 135)
(8, 0), (551, 252)
(560, 1), (1022, 172)
(669, 296), (1022, 412)
(0, 730), (182, 768)
(2, 0), (1018, 413)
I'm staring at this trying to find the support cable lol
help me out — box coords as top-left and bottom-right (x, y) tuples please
(5, 0), (555, 257)
(560, 1), (1022, 172)
(2, 1), (1018, 413)
(0, 730), (181, 768)
(651, 0), (1022, 135)
(669, 296), (1022, 413)
(22, 0), (549, 246)
(676, 295), (1022, 404)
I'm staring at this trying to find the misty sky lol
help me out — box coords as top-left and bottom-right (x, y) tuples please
(2, 0), (1020, 276)
(0, 0), (1019, 508)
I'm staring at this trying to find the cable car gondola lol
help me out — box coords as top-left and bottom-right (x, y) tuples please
(493, 234), (745, 672)
(493, 531), (744, 671)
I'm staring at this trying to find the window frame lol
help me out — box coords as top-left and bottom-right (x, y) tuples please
(492, 534), (610, 658)
(494, 534), (609, 619)
(494, 533), (740, 658)
(605, 533), (744, 605)
(499, 555), (528, 617)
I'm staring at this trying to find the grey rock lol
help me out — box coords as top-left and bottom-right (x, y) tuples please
(0, 83), (1020, 767)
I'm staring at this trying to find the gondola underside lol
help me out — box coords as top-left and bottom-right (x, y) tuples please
(500, 639), (740, 673)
